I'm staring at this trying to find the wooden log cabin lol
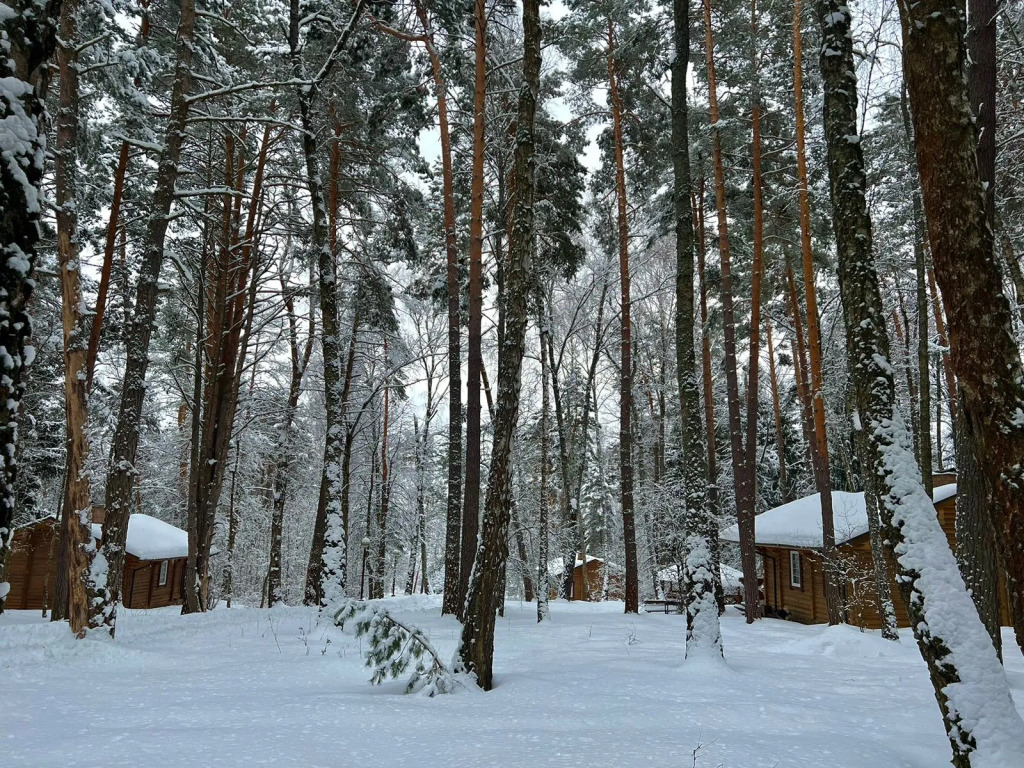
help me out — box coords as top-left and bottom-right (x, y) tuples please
(549, 555), (624, 601)
(4, 508), (190, 612)
(720, 473), (1013, 629)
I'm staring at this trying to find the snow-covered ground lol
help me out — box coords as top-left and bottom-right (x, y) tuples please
(3, 597), (1022, 767)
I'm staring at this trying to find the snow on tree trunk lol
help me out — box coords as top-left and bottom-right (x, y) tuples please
(0, 0), (64, 614)
(673, 0), (721, 657)
(288, 0), (368, 616)
(898, 0), (1024, 657)
(54, 0), (101, 635)
(817, 0), (1024, 761)
(97, 0), (195, 635)
(455, 0), (540, 689)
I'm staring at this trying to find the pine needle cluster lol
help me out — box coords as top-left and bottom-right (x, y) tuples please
(334, 601), (460, 696)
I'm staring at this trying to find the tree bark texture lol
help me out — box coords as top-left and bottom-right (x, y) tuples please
(702, 0), (752, 620)
(674, 0), (721, 656)
(538, 324), (550, 622)
(97, 0), (195, 633)
(794, 0), (843, 625)
(55, 0), (101, 635)
(740, 12), (765, 622)
(607, 21), (639, 614)
(460, 0), (487, 615)
(456, 0), (539, 689)
(898, 0), (1024, 655)
(409, 0), (464, 617)
(954, 391), (1002, 657)
(818, 1), (1024, 761)
(288, 0), (369, 614)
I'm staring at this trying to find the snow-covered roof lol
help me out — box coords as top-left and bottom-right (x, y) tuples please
(933, 482), (957, 505)
(89, 514), (190, 560)
(547, 555), (604, 577)
(720, 484), (957, 550)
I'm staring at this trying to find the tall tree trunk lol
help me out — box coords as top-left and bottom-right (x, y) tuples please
(958, 0), (1004, 657)
(55, 0), (99, 636)
(96, 0), (196, 634)
(607, 21), (639, 615)
(544, 312), (581, 600)
(86, 140), (128, 392)
(765, 318), (790, 503)
(739, 8), (765, 622)
(954, 391), (1002, 656)
(785, 264), (815, 469)
(304, 310), (359, 605)
(537, 324), (550, 621)
(898, 85), (934, 493)
(184, 130), (259, 614)
(926, 268), (960, 427)
(793, 0), (843, 624)
(372, 345), (391, 600)
(460, 0), (488, 615)
(86, 0), (150, 393)
(674, 0), (721, 656)
(410, 0), (464, 617)
(818, 1), (1024, 760)
(702, 0), (751, 620)
(899, 0), (1024, 656)
(268, 274), (313, 607)
(456, 0), (539, 689)
(695, 188), (724, 611)
(288, 0), (368, 614)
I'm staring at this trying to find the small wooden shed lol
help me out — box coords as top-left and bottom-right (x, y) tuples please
(5, 509), (190, 611)
(720, 473), (1012, 629)
(550, 555), (624, 601)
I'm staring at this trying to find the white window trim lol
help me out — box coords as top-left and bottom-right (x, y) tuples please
(158, 560), (169, 587)
(789, 551), (802, 589)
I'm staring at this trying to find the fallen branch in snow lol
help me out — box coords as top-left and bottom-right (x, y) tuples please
(334, 600), (461, 696)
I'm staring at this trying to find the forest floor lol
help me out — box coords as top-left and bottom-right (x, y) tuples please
(2, 595), (1022, 767)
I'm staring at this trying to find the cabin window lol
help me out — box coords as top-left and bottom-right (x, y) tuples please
(158, 560), (168, 586)
(789, 551), (802, 589)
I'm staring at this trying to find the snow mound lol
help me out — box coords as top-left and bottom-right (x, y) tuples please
(769, 624), (910, 660)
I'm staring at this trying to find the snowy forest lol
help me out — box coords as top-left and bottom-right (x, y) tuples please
(3, 0), (1024, 764)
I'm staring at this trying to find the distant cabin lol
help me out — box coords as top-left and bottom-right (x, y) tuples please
(720, 473), (1013, 629)
(657, 564), (744, 604)
(549, 555), (624, 601)
(5, 507), (189, 611)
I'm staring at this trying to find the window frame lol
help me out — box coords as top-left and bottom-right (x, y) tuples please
(158, 560), (169, 587)
(789, 551), (802, 590)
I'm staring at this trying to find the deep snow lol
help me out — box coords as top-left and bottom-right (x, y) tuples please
(2, 596), (1022, 767)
